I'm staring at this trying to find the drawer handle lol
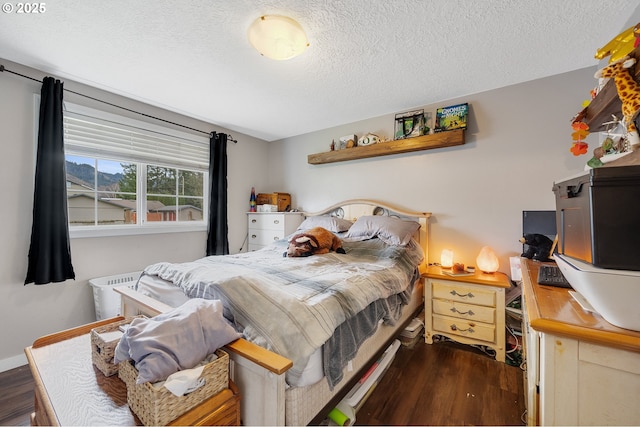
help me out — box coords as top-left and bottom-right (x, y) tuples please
(273, 220), (280, 224)
(251, 234), (257, 239)
(450, 324), (474, 333)
(450, 290), (475, 298)
(251, 219), (257, 223)
(450, 307), (475, 316)
(273, 236), (279, 240)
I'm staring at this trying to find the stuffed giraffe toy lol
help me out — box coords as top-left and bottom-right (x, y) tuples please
(594, 56), (640, 137)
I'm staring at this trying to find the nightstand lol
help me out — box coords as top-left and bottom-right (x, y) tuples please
(424, 266), (510, 362)
(247, 212), (304, 251)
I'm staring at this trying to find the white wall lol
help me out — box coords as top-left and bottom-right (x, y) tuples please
(269, 67), (594, 273)
(0, 59), (269, 369)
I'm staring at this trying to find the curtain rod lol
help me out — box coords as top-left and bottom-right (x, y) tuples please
(0, 64), (237, 143)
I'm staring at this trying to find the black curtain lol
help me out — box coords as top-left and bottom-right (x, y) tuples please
(25, 77), (75, 285)
(206, 132), (229, 256)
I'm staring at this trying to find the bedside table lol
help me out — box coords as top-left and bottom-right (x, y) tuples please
(424, 266), (510, 362)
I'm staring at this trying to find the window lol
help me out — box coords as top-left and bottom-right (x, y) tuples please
(62, 102), (209, 237)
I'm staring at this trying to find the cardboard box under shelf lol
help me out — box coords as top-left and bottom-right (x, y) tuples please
(256, 192), (291, 211)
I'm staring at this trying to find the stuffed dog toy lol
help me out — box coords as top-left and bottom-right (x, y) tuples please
(285, 227), (346, 257)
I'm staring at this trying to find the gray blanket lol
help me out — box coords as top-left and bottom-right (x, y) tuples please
(323, 287), (412, 389)
(142, 238), (423, 386)
(114, 298), (241, 383)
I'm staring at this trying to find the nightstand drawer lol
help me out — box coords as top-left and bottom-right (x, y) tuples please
(248, 213), (286, 230)
(433, 314), (495, 343)
(432, 281), (496, 307)
(432, 299), (495, 324)
(249, 229), (285, 246)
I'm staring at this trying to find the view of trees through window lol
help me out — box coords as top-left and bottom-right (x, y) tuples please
(65, 155), (205, 226)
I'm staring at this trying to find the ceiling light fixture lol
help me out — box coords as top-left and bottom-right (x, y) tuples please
(247, 15), (309, 60)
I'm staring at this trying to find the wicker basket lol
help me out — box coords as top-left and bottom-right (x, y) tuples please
(91, 317), (141, 376)
(118, 349), (229, 426)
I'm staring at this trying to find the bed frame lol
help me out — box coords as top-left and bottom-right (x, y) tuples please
(115, 199), (431, 426)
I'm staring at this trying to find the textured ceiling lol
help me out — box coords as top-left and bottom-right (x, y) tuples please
(0, 0), (638, 141)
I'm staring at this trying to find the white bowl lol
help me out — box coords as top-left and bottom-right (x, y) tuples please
(555, 254), (640, 332)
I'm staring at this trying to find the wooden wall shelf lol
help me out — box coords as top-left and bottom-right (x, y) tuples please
(580, 45), (640, 132)
(307, 129), (465, 165)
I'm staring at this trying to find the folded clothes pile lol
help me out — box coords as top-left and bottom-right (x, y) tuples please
(114, 298), (241, 384)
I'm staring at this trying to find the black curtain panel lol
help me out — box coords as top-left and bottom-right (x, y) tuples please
(206, 132), (229, 256)
(25, 77), (75, 285)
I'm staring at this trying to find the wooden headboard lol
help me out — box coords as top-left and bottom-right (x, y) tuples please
(304, 199), (431, 272)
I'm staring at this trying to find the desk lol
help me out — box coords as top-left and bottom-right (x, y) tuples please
(25, 318), (240, 426)
(521, 258), (640, 426)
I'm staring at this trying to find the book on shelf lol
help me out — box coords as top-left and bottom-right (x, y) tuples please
(435, 102), (468, 132)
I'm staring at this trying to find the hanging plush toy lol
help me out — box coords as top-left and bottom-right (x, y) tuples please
(594, 56), (640, 141)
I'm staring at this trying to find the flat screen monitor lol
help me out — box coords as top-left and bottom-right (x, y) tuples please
(522, 210), (557, 254)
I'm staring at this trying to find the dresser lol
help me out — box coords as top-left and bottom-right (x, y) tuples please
(247, 212), (304, 251)
(521, 258), (640, 426)
(424, 266), (510, 362)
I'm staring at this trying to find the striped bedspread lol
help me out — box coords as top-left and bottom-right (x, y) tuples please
(142, 237), (423, 385)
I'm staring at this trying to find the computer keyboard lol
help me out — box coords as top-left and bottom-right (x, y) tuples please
(537, 265), (572, 288)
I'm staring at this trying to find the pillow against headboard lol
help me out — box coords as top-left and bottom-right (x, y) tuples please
(343, 215), (421, 246)
(297, 215), (354, 233)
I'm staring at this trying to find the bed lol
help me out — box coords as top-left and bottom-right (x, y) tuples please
(116, 199), (431, 426)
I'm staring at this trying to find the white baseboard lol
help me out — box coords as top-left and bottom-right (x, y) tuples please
(0, 353), (28, 373)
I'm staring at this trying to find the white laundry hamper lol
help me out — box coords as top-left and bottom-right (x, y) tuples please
(89, 271), (142, 320)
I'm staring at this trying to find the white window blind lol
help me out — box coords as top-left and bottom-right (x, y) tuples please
(63, 103), (209, 171)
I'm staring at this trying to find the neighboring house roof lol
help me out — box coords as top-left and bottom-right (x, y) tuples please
(101, 199), (165, 211)
(66, 174), (93, 190)
(67, 194), (166, 212)
(154, 205), (203, 213)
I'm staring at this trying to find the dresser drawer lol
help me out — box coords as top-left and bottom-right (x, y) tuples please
(432, 299), (495, 324)
(432, 313), (495, 343)
(249, 229), (285, 246)
(431, 280), (496, 307)
(248, 214), (286, 231)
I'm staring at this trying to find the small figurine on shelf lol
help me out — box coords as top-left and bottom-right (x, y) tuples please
(249, 187), (257, 212)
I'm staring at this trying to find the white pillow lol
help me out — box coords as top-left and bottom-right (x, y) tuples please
(297, 216), (353, 233)
(344, 215), (420, 246)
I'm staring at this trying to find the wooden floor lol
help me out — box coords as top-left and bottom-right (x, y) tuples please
(0, 340), (525, 426)
(355, 340), (526, 426)
(0, 364), (34, 426)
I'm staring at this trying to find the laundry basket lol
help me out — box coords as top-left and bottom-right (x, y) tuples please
(89, 271), (142, 320)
